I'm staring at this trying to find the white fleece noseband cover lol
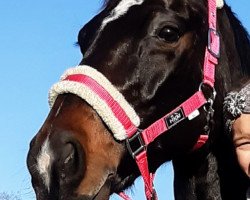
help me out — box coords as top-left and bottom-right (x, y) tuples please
(49, 65), (140, 140)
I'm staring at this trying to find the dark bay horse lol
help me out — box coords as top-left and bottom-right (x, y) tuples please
(27, 0), (250, 199)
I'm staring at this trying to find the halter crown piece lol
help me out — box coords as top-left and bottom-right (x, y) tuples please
(49, 0), (220, 199)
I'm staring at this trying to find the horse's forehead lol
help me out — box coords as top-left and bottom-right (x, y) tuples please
(83, 0), (189, 60)
(101, 0), (145, 30)
(101, 0), (184, 29)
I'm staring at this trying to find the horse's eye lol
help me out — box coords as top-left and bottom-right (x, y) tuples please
(158, 26), (180, 43)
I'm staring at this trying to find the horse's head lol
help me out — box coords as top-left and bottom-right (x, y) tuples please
(27, 0), (249, 199)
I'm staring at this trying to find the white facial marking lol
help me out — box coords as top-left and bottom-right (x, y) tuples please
(37, 138), (53, 191)
(84, 0), (145, 59)
(101, 0), (144, 29)
(55, 98), (65, 117)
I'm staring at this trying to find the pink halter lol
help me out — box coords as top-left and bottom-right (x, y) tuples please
(49, 0), (220, 199)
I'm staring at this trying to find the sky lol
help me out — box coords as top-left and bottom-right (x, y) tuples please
(0, 1), (249, 200)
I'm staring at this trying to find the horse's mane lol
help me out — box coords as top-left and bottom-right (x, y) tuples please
(224, 4), (250, 76)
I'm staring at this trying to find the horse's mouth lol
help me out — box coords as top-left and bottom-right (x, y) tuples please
(77, 171), (117, 200)
(91, 185), (111, 200)
(88, 174), (116, 200)
(90, 173), (135, 200)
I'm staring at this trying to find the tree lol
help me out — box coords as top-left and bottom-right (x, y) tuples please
(0, 192), (21, 200)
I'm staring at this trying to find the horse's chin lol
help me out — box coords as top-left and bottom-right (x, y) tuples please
(81, 173), (119, 200)
(92, 174), (136, 200)
(90, 179), (112, 200)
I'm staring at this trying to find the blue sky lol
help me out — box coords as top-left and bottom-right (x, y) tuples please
(0, 1), (249, 199)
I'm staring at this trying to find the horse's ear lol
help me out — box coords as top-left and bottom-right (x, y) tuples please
(216, 0), (224, 9)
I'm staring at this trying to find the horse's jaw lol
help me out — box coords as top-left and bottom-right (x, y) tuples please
(77, 176), (113, 200)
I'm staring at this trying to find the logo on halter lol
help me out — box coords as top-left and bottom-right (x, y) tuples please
(165, 108), (185, 128)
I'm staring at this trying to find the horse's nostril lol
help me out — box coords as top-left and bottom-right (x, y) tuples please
(62, 143), (75, 164)
(59, 141), (85, 187)
(64, 151), (74, 164)
(58, 141), (81, 177)
(48, 132), (86, 187)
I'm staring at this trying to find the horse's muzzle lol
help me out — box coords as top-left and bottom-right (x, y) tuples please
(27, 130), (86, 200)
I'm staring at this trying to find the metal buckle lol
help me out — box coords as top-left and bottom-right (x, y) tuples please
(126, 129), (146, 158)
(199, 82), (216, 135)
(208, 28), (220, 58)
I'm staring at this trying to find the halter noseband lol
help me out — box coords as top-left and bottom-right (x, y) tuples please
(49, 0), (220, 199)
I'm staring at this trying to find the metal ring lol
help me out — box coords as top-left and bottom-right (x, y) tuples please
(199, 82), (217, 101)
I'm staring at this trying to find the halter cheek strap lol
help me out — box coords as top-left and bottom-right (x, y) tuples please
(49, 0), (220, 199)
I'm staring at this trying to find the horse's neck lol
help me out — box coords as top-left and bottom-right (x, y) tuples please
(170, 4), (250, 200)
(172, 101), (248, 200)
(172, 139), (249, 200)
(173, 151), (222, 200)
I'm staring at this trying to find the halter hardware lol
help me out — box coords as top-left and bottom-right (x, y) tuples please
(199, 82), (217, 110)
(204, 96), (216, 135)
(208, 28), (220, 58)
(126, 129), (146, 158)
(199, 82), (217, 135)
(199, 82), (217, 99)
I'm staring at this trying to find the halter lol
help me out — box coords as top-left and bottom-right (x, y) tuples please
(49, 0), (220, 199)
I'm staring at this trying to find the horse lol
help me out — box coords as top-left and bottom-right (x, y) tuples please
(27, 0), (250, 199)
